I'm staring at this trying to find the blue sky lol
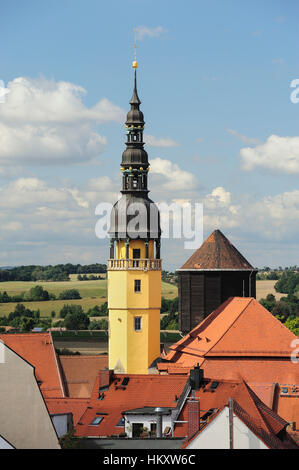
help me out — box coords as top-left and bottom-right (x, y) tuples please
(1, 0), (299, 270)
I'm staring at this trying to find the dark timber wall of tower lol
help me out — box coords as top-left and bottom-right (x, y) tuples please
(178, 270), (257, 333)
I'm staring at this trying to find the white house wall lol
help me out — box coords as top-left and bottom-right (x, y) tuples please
(124, 414), (172, 437)
(0, 342), (60, 449)
(51, 414), (69, 438)
(186, 408), (268, 450)
(0, 435), (14, 449)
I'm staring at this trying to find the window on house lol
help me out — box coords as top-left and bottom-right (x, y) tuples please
(134, 279), (141, 292)
(150, 423), (157, 436)
(89, 416), (103, 426)
(133, 249), (141, 259)
(134, 316), (142, 331)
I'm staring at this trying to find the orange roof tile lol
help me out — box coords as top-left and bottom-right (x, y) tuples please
(46, 398), (89, 425)
(199, 358), (299, 384)
(166, 297), (297, 359)
(75, 373), (188, 437)
(178, 378), (297, 449)
(179, 230), (254, 270)
(0, 332), (64, 398)
(59, 355), (108, 398)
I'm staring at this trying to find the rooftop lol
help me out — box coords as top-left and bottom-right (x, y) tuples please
(75, 373), (188, 437)
(59, 355), (108, 398)
(179, 229), (255, 271)
(161, 297), (297, 362)
(0, 332), (64, 398)
(177, 378), (298, 450)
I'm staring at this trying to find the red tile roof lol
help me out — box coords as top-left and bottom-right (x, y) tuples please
(158, 297), (299, 426)
(0, 332), (64, 398)
(179, 229), (254, 270)
(178, 378), (298, 449)
(46, 398), (89, 425)
(162, 297), (297, 361)
(75, 373), (188, 437)
(59, 355), (108, 398)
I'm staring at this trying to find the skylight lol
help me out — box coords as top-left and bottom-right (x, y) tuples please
(89, 417), (103, 426)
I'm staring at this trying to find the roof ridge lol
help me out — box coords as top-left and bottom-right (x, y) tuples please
(241, 381), (285, 435)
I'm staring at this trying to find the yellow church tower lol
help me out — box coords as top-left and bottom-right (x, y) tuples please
(107, 54), (162, 374)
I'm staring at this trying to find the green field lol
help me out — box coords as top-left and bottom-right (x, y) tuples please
(0, 277), (178, 318)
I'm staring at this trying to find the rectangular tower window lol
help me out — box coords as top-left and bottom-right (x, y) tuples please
(134, 316), (142, 331)
(134, 279), (141, 292)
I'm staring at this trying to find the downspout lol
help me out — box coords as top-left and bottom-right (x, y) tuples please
(229, 397), (234, 449)
(249, 269), (254, 297)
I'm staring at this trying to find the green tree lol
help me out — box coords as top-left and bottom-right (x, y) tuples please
(60, 304), (84, 319)
(285, 317), (299, 335)
(25, 285), (50, 301)
(64, 310), (90, 330)
(89, 319), (108, 330)
(259, 293), (277, 312)
(58, 289), (81, 300)
(19, 317), (35, 332)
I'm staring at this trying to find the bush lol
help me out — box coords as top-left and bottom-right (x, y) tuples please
(56, 348), (81, 356)
(259, 293), (276, 312)
(24, 285), (50, 301)
(60, 304), (84, 319)
(59, 430), (81, 449)
(89, 319), (108, 330)
(58, 289), (81, 300)
(275, 272), (299, 295)
(63, 309), (90, 330)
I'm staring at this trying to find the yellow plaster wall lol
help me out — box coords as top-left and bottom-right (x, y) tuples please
(108, 240), (161, 374)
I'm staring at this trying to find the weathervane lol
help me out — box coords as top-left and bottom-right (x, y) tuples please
(132, 28), (138, 69)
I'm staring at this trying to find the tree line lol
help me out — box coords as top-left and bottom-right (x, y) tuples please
(0, 263), (107, 282)
(0, 286), (81, 303)
(0, 297), (179, 333)
(0, 302), (108, 333)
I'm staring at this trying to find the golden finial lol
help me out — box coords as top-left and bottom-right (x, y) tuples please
(132, 28), (138, 69)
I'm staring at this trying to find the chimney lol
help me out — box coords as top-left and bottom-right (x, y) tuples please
(187, 398), (200, 438)
(154, 408), (164, 438)
(189, 364), (204, 390)
(99, 369), (113, 391)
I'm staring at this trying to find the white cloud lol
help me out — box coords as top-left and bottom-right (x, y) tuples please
(203, 187), (241, 229)
(144, 134), (179, 147)
(240, 134), (299, 174)
(0, 77), (125, 166)
(150, 157), (197, 192)
(205, 186), (231, 206)
(227, 128), (260, 145)
(135, 26), (166, 40)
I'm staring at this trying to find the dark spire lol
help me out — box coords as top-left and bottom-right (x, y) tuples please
(108, 50), (161, 243)
(129, 70), (141, 106)
(126, 69), (144, 127)
(122, 67), (148, 173)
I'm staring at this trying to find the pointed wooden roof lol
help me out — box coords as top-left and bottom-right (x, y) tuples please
(179, 229), (255, 270)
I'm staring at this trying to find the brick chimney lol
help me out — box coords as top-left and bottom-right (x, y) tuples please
(99, 369), (113, 391)
(187, 398), (200, 438)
